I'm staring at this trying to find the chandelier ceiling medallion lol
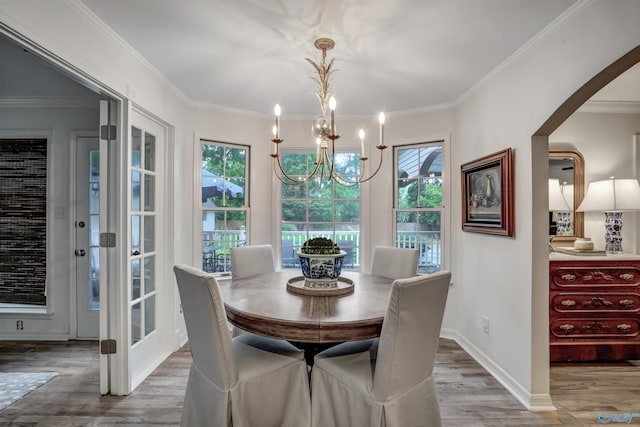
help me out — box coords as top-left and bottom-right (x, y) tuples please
(271, 37), (387, 186)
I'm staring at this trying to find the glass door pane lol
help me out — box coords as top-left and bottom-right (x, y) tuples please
(130, 127), (157, 346)
(76, 137), (100, 338)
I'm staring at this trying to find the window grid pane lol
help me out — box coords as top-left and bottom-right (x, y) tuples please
(130, 126), (158, 345)
(131, 302), (141, 345)
(201, 141), (249, 274)
(395, 142), (444, 274)
(280, 151), (360, 269)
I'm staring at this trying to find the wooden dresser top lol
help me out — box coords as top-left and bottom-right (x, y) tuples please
(549, 252), (640, 262)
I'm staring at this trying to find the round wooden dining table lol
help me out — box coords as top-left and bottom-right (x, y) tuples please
(219, 270), (394, 360)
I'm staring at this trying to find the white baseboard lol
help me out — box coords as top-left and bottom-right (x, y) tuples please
(175, 328), (188, 350)
(454, 333), (556, 411)
(440, 327), (457, 341)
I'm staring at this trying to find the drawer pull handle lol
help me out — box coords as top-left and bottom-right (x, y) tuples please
(620, 273), (635, 281)
(617, 324), (632, 332)
(559, 324), (575, 332)
(561, 273), (576, 281)
(583, 271), (614, 281)
(619, 299), (635, 308)
(582, 321), (609, 331)
(561, 299), (576, 307)
(582, 296), (614, 308)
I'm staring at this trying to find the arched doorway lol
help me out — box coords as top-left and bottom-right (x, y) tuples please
(535, 45), (640, 137)
(534, 43), (640, 406)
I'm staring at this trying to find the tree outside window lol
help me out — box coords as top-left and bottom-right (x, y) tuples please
(201, 141), (249, 274)
(394, 143), (444, 273)
(280, 151), (360, 269)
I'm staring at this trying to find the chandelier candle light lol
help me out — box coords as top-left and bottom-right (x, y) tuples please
(271, 38), (387, 185)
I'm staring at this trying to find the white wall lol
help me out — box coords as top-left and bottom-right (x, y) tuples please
(453, 0), (640, 409)
(551, 112), (640, 253)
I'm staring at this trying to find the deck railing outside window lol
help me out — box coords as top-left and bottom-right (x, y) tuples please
(201, 230), (441, 274)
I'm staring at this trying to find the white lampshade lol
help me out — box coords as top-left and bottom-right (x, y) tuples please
(561, 183), (574, 210)
(549, 179), (571, 212)
(577, 177), (640, 212)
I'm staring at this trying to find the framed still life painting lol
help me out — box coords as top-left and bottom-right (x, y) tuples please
(461, 148), (514, 236)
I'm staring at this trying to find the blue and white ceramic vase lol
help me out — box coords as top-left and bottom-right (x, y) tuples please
(555, 211), (573, 236)
(297, 250), (347, 288)
(604, 211), (623, 253)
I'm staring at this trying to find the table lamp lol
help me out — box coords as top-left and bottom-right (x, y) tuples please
(576, 177), (640, 253)
(549, 178), (572, 235)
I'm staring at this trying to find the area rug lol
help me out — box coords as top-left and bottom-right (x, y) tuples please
(0, 372), (58, 411)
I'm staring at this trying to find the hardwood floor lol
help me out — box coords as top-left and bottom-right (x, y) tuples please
(0, 338), (637, 426)
(437, 340), (640, 426)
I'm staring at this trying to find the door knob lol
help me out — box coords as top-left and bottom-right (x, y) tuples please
(75, 249), (86, 257)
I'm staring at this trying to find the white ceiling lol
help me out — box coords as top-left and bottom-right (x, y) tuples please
(79, 0), (600, 116)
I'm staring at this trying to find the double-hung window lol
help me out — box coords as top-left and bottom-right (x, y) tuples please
(200, 140), (249, 274)
(280, 150), (361, 269)
(394, 142), (444, 273)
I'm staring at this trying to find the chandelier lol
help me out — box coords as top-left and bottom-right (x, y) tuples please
(270, 38), (387, 186)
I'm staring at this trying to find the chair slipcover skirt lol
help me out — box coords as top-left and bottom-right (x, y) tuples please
(312, 350), (440, 427)
(183, 334), (311, 427)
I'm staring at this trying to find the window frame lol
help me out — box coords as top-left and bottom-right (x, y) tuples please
(278, 148), (362, 270)
(198, 138), (250, 276)
(393, 140), (446, 274)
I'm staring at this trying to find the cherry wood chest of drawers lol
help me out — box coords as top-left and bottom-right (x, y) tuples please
(549, 253), (640, 362)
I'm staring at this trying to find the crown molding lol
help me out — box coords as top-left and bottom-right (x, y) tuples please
(388, 103), (455, 117)
(67, 0), (190, 105)
(455, 0), (595, 106)
(0, 96), (99, 109)
(576, 100), (640, 114)
(189, 99), (455, 120)
(188, 100), (268, 119)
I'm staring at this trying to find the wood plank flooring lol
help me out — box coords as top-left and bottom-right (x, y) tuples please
(0, 338), (637, 426)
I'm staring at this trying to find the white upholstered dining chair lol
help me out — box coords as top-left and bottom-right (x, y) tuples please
(370, 245), (419, 279)
(173, 264), (311, 427)
(229, 244), (276, 336)
(310, 271), (451, 427)
(230, 244), (276, 279)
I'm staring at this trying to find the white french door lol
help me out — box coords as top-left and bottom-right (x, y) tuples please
(98, 101), (174, 395)
(126, 107), (172, 392)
